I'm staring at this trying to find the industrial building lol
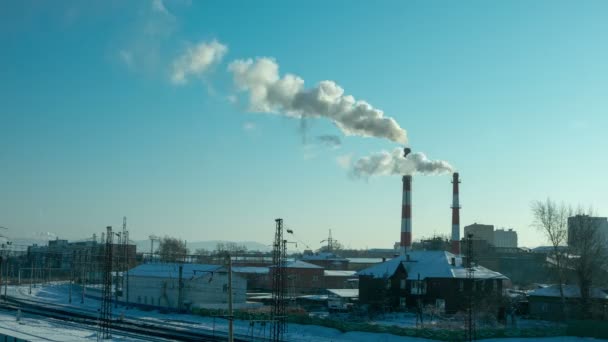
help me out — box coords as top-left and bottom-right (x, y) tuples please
(358, 154), (508, 313)
(568, 215), (608, 248)
(122, 263), (247, 310)
(494, 228), (518, 248)
(464, 224), (518, 248)
(26, 236), (136, 280)
(464, 223), (495, 246)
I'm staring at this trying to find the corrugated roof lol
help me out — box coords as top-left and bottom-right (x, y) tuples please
(357, 251), (508, 280)
(128, 263), (223, 279)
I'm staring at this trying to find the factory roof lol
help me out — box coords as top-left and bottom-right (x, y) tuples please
(129, 263), (224, 279)
(528, 285), (608, 299)
(357, 250), (508, 280)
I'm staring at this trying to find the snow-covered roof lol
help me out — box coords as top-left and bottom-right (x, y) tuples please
(347, 257), (385, 264)
(280, 260), (323, 269)
(528, 284), (608, 299)
(302, 252), (348, 261)
(128, 263), (223, 279)
(324, 270), (357, 277)
(357, 251), (508, 281)
(232, 266), (269, 274)
(356, 256), (403, 278)
(298, 294), (328, 301)
(327, 289), (359, 298)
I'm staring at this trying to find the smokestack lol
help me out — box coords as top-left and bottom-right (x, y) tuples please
(400, 148), (412, 256)
(451, 172), (461, 255)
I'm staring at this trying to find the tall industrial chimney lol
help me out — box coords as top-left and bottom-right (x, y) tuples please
(400, 148), (412, 256)
(451, 172), (461, 255)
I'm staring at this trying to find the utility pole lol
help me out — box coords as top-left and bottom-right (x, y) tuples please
(227, 253), (234, 342)
(69, 250), (75, 304)
(29, 260), (33, 295)
(99, 226), (113, 339)
(320, 229), (335, 253)
(177, 265), (183, 312)
(81, 249), (86, 304)
(271, 218), (287, 342)
(465, 233), (475, 341)
(122, 217), (128, 306)
(149, 235), (160, 263)
(0, 256), (3, 301)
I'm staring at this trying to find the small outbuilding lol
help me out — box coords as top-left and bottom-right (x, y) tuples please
(528, 284), (608, 320)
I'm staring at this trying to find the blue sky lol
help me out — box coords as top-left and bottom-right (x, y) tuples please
(1, 0), (607, 249)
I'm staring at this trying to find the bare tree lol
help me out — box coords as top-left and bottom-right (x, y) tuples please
(158, 236), (189, 263)
(215, 242), (247, 256)
(194, 248), (211, 263)
(531, 198), (570, 319)
(567, 210), (608, 318)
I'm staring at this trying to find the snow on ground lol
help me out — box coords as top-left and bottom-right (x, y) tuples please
(0, 309), (142, 341)
(4, 283), (607, 341)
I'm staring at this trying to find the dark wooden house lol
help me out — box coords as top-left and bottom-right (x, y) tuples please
(357, 250), (507, 313)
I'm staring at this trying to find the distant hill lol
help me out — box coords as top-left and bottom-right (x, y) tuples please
(133, 240), (271, 254)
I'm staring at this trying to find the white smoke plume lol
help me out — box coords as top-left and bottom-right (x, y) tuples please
(171, 39), (228, 85)
(228, 58), (407, 143)
(350, 148), (453, 178)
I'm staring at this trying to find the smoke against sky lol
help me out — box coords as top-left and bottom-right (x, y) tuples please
(349, 148), (454, 178)
(170, 39), (228, 85)
(228, 57), (408, 144)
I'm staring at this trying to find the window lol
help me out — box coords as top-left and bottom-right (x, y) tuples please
(459, 280), (464, 292)
(399, 297), (406, 307)
(386, 279), (391, 290)
(144, 296), (147, 305)
(313, 275), (319, 282)
(137, 296), (141, 304)
(411, 280), (426, 295)
(400, 279), (406, 289)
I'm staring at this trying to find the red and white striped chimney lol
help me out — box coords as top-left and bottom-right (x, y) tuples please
(400, 148), (412, 256)
(451, 172), (461, 255)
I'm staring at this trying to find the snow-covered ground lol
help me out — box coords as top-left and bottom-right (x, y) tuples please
(3, 283), (606, 341)
(0, 308), (145, 341)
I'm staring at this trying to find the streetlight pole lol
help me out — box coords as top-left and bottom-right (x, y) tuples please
(227, 253), (234, 342)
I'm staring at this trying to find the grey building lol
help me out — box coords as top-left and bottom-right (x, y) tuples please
(464, 223), (495, 245)
(568, 215), (608, 248)
(494, 228), (518, 248)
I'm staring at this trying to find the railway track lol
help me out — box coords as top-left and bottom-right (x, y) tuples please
(1, 296), (253, 341)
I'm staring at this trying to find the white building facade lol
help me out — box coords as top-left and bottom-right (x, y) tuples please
(122, 263), (247, 310)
